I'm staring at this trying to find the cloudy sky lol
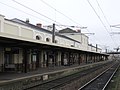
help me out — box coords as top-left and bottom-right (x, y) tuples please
(0, 0), (120, 51)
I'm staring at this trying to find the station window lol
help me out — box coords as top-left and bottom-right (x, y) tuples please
(55, 40), (58, 43)
(36, 35), (41, 40)
(46, 38), (50, 42)
(71, 45), (74, 47)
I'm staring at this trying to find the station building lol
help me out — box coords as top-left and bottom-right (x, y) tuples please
(0, 14), (108, 73)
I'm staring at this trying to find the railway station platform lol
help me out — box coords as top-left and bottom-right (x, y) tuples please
(0, 60), (112, 90)
(0, 64), (82, 81)
(0, 60), (111, 82)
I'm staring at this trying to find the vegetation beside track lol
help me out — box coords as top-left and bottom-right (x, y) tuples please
(106, 61), (120, 90)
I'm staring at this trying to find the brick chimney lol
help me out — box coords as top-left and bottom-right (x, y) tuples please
(77, 29), (81, 33)
(36, 23), (42, 28)
(26, 18), (29, 23)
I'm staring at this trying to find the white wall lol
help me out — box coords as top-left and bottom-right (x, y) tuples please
(0, 14), (4, 32)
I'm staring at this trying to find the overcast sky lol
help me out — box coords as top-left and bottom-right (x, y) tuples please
(0, 0), (120, 51)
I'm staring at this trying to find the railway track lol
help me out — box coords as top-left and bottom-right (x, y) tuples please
(24, 61), (114, 90)
(78, 61), (120, 90)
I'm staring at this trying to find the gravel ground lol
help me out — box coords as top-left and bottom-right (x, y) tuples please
(106, 61), (120, 90)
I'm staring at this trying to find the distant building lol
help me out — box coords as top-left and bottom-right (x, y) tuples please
(58, 28), (102, 52)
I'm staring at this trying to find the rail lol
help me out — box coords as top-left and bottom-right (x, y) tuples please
(26, 61), (114, 90)
(78, 61), (120, 90)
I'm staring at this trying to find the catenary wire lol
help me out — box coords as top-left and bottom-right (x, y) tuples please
(0, 1), (52, 24)
(87, 0), (117, 47)
(12, 0), (62, 25)
(40, 0), (95, 35)
(40, 0), (84, 28)
(96, 0), (112, 31)
(96, 0), (118, 46)
(39, 0), (103, 45)
(12, 0), (92, 33)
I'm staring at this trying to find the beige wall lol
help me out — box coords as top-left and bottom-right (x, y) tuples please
(0, 15), (4, 32)
(0, 21), (1, 31)
(21, 27), (33, 39)
(60, 33), (89, 50)
(75, 42), (80, 48)
(61, 34), (81, 42)
(4, 23), (19, 35)
(97, 48), (102, 53)
(81, 34), (88, 45)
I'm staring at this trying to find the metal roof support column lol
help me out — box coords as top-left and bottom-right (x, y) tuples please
(85, 53), (88, 64)
(68, 52), (71, 66)
(93, 54), (96, 62)
(95, 54), (96, 62)
(105, 55), (108, 60)
(23, 48), (28, 73)
(61, 52), (64, 66)
(78, 53), (81, 65)
(36, 50), (40, 68)
(90, 54), (92, 62)
(39, 50), (44, 67)
(98, 55), (100, 61)
(57, 51), (61, 66)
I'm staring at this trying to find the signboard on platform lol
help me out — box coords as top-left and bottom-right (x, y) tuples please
(42, 75), (48, 80)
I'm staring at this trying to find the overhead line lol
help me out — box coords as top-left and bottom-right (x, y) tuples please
(87, 0), (117, 47)
(96, 0), (112, 31)
(12, 0), (88, 32)
(0, 1), (64, 30)
(96, 0), (118, 46)
(0, 1), (51, 24)
(40, 0), (82, 27)
(40, 0), (92, 33)
(11, 0), (109, 47)
(87, 0), (106, 31)
(12, 0), (62, 25)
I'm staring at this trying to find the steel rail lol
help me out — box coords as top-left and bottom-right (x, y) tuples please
(78, 61), (120, 90)
(102, 63), (120, 90)
(26, 62), (113, 90)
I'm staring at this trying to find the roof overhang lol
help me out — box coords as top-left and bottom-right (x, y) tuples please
(0, 32), (108, 56)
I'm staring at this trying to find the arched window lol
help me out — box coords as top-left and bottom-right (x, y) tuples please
(55, 40), (58, 43)
(36, 35), (41, 40)
(46, 38), (50, 42)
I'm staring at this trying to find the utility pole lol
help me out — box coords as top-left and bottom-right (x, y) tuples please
(96, 44), (98, 52)
(52, 23), (55, 43)
(106, 48), (107, 53)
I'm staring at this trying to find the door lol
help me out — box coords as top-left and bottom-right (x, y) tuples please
(4, 52), (14, 71)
